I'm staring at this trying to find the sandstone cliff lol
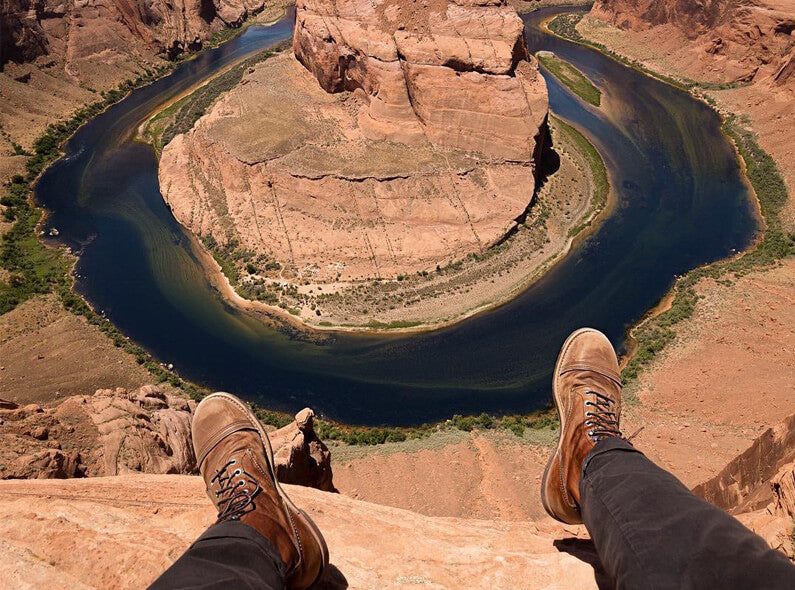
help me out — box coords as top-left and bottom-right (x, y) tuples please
(590, 0), (795, 86)
(694, 413), (795, 514)
(159, 0), (548, 284)
(0, 0), (286, 150)
(0, 386), (335, 492)
(1, 0), (268, 68)
(293, 0), (548, 160)
(693, 413), (795, 558)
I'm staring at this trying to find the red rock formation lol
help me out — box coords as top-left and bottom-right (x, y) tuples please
(160, 0), (548, 284)
(0, 386), (197, 478)
(693, 413), (795, 513)
(0, 0), (270, 69)
(268, 407), (337, 493)
(591, 0), (795, 86)
(770, 461), (795, 519)
(0, 387), (335, 491)
(293, 0), (548, 160)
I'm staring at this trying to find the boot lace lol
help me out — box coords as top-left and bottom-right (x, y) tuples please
(211, 459), (261, 522)
(584, 390), (622, 441)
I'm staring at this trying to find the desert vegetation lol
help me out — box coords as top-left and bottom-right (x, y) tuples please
(537, 51), (601, 106)
(551, 115), (609, 236)
(251, 405), (560, 446)
(622, 117), (793, 383)
(1, 65), (174, 315)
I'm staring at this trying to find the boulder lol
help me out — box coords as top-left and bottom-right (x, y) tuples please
(269, 408), (336, 493)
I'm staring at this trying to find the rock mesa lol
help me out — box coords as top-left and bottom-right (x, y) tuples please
(159, 0), (548, 282)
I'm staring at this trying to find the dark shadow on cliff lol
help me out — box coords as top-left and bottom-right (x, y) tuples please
(496, 117), (560, 246)
(533, 117), (562, 195)
(554, 537), (613, 590)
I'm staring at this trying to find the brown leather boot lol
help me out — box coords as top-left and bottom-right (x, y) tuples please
(192, 392), (329, 589)
(541, 328), (623, 524)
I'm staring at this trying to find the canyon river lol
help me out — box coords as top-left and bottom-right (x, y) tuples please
(35, 7), (759, 426)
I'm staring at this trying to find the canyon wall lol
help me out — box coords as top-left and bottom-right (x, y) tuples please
(0, 0), (268, 68)
(159, 0), (548, 283)
(591, 0), (795, 86)
(584, 0), (795, 228)
(293, 0), (548, 160)
(0, 0), (279, 150)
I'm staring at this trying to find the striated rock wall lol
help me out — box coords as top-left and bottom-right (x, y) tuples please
(293, 0), (548, 160)
(0, 386), (335, 491)
(590, 0), (795, 86)
(693, 413), (795, 514)
(0, 0), (268, 68)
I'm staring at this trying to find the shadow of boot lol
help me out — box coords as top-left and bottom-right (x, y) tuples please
(554, 537), (613, 590)
(314, 563), (348, 589)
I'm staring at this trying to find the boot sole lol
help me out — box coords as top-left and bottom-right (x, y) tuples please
(202, 392), (330, 587)
(540, 327), (600, 524)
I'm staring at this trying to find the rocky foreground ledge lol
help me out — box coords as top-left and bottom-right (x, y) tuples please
(1, 384), (793, 587)
(0, 474), (601, 589)
(0, 386), (334, 492)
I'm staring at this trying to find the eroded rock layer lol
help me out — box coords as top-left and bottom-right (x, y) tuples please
(0, 387), (335, 490)
(591, 0), (795, 86)
(1, 0), (267, 68)
(293, 0), (548, 159)
(160, 0), (548, 282)
(693, 413), (795, 514)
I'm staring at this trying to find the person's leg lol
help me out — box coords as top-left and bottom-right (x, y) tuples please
(580, 437), (795, 589)
(148, 392), (328, 590)
(149, 521), (286, 590)
(541, 328), (795, 590)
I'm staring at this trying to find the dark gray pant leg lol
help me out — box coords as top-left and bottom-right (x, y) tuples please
(580, 437), (795, 590)
(148, 520), (286, 590)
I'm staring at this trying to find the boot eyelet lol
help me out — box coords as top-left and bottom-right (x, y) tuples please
(588, 430), (594, 436)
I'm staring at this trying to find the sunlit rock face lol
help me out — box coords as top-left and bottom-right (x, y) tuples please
(293, 0), (549, 160)
(591, 0), (795, 87)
